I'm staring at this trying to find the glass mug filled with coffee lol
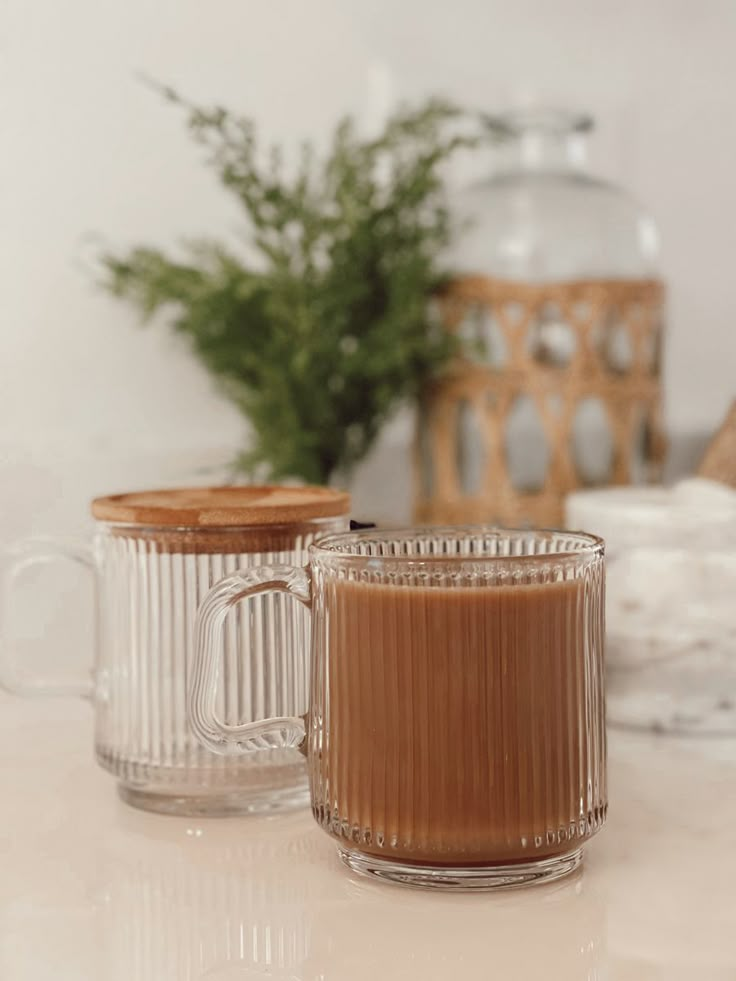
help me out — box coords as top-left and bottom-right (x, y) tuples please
(0, 486), (350, 816)
(190, 527), (606, 888)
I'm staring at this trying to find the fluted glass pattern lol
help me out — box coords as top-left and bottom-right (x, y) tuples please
(99, 826), (326, 980)
(308, 528), (606, 867)
(93, 518), (345, 809)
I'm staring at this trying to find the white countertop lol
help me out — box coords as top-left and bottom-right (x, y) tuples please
(2, 692), (735, 980)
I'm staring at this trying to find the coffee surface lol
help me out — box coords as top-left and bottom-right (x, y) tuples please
(314, 575), (606, 865)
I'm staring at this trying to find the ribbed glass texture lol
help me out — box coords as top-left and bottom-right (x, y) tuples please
(99, 827), (324, 980)
(93, 518), (346, 810)
(308, 528), (606, 867)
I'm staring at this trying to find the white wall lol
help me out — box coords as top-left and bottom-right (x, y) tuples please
(2, 0), (735, 538)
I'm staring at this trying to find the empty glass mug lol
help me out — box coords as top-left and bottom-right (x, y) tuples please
(1, 486), (350, 815)
(190, 527), (606, 888)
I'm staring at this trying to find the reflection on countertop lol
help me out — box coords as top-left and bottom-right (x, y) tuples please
(0, 693), (734, 980)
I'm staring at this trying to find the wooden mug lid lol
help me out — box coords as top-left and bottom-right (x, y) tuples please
(91, 485), (351, 527)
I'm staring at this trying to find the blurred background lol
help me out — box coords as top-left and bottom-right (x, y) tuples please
(2, 0), (735, 543)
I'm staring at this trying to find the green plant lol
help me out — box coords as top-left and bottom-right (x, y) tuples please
(102, 88), (474, 485)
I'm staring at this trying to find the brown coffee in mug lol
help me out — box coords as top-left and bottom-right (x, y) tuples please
(190, 527), (606, 889)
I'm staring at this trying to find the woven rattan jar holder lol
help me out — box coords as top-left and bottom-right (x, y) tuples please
(91, 486), (351, 554)
(414, 276), (667, 527)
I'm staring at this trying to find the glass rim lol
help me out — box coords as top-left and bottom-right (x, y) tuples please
(310, 525), (604, 567)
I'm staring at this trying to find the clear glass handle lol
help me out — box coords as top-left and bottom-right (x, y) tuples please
(189, 564), (311, 756)
(0, 537), (95, 698)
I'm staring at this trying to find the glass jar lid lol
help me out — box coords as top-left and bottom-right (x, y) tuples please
(91, 485), (351, 528)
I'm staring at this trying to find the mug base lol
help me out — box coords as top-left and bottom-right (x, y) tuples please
(118, 782), (310, 817)
(338, 846), (583, 891)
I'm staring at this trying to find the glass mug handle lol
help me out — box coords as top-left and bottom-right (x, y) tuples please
(189, 565), (312, 756)
(0, 537), (95, 698)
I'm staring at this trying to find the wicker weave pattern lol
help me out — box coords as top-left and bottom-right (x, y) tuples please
(414, 276), (666, 526)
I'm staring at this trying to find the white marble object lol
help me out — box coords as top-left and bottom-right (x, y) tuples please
(566, 480), (736, 735)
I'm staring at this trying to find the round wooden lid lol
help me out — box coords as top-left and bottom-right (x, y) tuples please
(91, 485), (351, 527)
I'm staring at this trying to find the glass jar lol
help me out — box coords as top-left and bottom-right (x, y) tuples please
(415, 108), (666, 527)
(454, 108), (659, 281)
(1, 486), (351, 815)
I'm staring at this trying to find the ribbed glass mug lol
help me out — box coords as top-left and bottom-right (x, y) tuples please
(0, 486), (350, 816)
(190, 527), (606, 889)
